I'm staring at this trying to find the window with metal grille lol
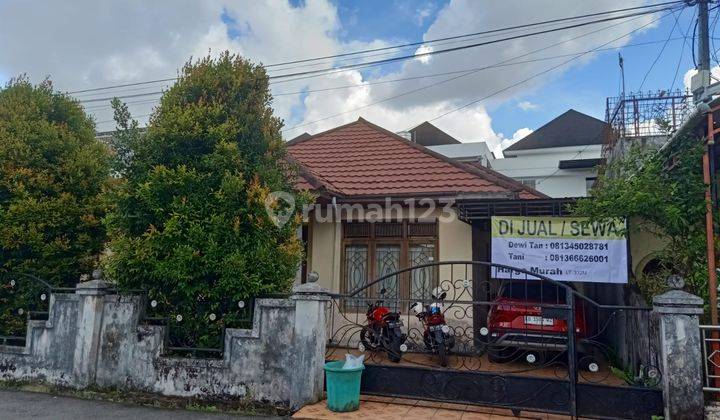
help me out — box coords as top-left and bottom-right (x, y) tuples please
(341, 220), (438, 307)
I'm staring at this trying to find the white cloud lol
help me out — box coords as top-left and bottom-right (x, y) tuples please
(0, 0), (658, 139)
(683, 65), (720, 92)
(415, 6), (433, 26)
(414, 45), (433, 65)
(512, 127), (533, 141)
(517, 101), (538, 111)
(492, 128), (533, 158)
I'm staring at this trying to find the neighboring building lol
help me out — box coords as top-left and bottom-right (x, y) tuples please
(427, 142), (494, 165)
(397, 121), (461, 146)
(489, 110), (608, 198)
(397, 121), (495, 164)
(286, 117), (544, 292)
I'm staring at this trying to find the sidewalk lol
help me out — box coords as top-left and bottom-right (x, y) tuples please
(0, 390), (262, 419)
(293, 395), (570, 419)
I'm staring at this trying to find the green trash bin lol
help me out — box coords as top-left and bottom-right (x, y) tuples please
(324, 360), (364, 412)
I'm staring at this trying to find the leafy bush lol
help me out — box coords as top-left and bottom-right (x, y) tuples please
(0, 77), (112, 336)
(574, 135), (709, 303)
(103, 53), (307, 350)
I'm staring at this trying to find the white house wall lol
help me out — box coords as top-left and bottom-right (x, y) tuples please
(489, 144), (603, 198)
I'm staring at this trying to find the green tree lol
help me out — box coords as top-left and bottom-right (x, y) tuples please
(574, 135), (709, 303)
(0, 77), (112, 335)
(103, 53), (306, 349)
(107, 97), (141, 175)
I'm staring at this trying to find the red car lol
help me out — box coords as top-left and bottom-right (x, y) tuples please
(485, 280), (597, 371)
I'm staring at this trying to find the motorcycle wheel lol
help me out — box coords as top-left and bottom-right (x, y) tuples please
(435, 330), (448, 367)
(360, 326), (379, 351)
(387, 333), (403, 363)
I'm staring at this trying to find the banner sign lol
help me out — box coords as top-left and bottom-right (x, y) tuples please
(491, 216), (628, 283)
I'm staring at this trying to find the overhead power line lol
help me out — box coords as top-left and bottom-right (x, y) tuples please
(282, 5), (682, 133)
(427, 9), (674, 125)
(639, 7), (684, 90)
(263, 0), (685, 69)
(670, 10), (697, 91)
(83, 36), (688, 111)
(268, 6), (682, 80)
(69, 1), (681, 95)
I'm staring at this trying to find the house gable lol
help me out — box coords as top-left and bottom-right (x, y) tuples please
(287, 118), (544, 199)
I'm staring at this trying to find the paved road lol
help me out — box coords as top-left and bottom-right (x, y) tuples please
(0, 390), (270, 419)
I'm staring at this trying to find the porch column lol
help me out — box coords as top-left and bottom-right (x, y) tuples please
(653, 275), (704, 420)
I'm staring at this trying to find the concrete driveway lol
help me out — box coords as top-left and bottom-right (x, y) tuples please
(0, 390), (273, 419)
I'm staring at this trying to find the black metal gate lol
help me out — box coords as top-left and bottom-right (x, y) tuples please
(325, 261), (663, 419)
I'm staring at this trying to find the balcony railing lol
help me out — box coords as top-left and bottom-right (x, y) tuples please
(604, 90), (693, 155)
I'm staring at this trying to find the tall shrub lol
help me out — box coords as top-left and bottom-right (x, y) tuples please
(0, 77), (112, 335)
(573, 135), (709, 303)
(103, 53), (305, 349)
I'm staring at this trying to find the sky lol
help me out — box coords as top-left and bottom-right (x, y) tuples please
(0, 0), (708, 156)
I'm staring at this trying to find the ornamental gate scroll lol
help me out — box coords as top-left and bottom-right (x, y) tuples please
(325, 261), (663, 419)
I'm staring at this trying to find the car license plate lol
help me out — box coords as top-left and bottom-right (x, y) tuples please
(525, 316), (554, 326)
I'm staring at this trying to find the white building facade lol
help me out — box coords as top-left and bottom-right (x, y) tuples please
(488, 110), (607, 198)
(489, 143), (602, 198)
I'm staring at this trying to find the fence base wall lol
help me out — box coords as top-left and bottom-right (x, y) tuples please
(0, 278), (329, 410)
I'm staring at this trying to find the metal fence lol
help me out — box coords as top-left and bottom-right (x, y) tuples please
(140, 291), (292, 358)
(701, 324), (720, 393)
(0, 272), (74, 347)
(0, 270), (286, 359)
(326, 261), (663, 418)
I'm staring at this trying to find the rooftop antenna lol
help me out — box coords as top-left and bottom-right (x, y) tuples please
(618, 52), (626, 99)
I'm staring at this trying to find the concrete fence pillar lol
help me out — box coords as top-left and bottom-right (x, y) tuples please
(72, 269), (108, 387)
(289, 274), (331, 408)
(653, 275), (704, 420)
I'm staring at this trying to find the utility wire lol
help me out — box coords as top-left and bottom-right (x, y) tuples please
(639, 7), (683, 90)
(711, 3), (720, 65)
(268, 6), (681, 81)
(670, 8), (697, 91)
(81, 37), (688, 109)
(540, 5), (697, 186)
(283, 6), (680, 133)
(264, 0), (685, 69)
(427, 5), (679, 126)
(266, 16), (618, 73)
(68, 1), (680, 95)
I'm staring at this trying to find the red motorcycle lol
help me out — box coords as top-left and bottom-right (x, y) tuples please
(360, 289), (406, 363)
(411, 287), (455, 367)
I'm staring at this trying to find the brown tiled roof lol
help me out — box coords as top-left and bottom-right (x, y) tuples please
(287, 118), (545, 199)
